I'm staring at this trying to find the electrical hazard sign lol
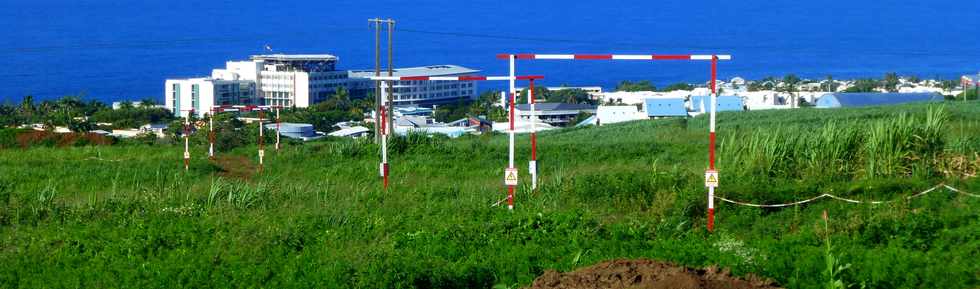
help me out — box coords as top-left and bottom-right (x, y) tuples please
(705, 170), (719, 188)
(258, 150), (265, 158)
(504, 168), (519, 186)
(183, 151), (190, 159)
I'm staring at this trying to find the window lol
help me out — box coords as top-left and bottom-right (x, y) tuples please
(191, 84), (200, 113)
(172, 84), (180, 115)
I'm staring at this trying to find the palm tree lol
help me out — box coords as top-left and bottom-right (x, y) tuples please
(780, 74), (801, 107)
(139, 98), (159, 109)
(883, 72), (900, 92)
(825, 75), (834, 92)
(18, 95), (35, 122)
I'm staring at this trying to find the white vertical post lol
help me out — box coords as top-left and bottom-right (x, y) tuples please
(208, 110), (214, 159)
(275, 106), (281, 151)
(183, 112), (190, 171)
(529, 78), (537, 191)
(381, 82), (389, 189)
(258, 109), (264, 172)
(708, 55), (718, 232)
(507, 55), (516, 210)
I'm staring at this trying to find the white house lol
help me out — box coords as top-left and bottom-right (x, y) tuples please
(594, 105), (646, 125)
(736, 91), (790, 110)
(328, 126), (370, 138)
(491, 117), (556, 134)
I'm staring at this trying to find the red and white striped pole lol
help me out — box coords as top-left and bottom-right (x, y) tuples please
(275, 106), (281, 151)
(258, 109), (265, 173)
(183, 110), (191, 171)
(529, 78), (538, 191)
(507, 54), (516, 210)
(208, 108), (215, 160)
(707, 55), (718, 232)
(381, 99), (389, 189)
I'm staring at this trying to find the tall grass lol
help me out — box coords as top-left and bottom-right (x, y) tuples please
(722, 105), (949, 183)
(0, 103), (976, 289)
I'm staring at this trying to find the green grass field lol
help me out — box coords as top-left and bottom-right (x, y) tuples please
(1, 102), (978, 288)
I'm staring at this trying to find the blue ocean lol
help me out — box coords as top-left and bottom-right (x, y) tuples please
(1, 0), (977, 103)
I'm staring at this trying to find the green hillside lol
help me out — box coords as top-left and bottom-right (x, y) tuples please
(1, 102), (978, 288)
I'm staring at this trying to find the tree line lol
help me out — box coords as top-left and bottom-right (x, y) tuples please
(0, 95), (174, 132)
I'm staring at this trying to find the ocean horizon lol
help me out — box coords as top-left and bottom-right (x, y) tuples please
(1, 0), (978, 103)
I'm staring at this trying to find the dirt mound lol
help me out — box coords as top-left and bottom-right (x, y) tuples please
(526, 259), (782, 289)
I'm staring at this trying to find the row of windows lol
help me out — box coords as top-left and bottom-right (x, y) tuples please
(391, 86), (474, 93)
(310, 74), (346, 81)
(394, 91), (473, 100)
(262, 84), (294, 90)
(262, 74), (294, 81)
(312, 83), (344, 89)
(389, 83), (473, 90)
(265, 92), (293, 98)
(393, 81), (475, 87)
(266, 99), (293, 107)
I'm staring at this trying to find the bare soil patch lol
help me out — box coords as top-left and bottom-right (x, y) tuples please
(211, 155), (257, 180)
(526, 259), (782, 289)
(15, 131), (113, 148)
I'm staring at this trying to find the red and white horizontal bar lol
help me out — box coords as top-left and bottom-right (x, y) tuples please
(211, 105), (282, 112)
(368, 75), (544, 81)
(496, 54), (731, 61)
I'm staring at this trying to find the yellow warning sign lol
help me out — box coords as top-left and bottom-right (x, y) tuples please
(705, 170), (719, 188)
(504, 168), (519, 186)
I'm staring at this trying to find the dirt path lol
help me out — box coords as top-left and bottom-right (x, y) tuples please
(212, 155), (257, 180)
(526, 259), (782, 289)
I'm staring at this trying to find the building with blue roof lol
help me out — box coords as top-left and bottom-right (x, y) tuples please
(264, 123), (325, 141)
(815, 93), (941, 108)
(644, 98), (688, 118)
(689, 96), (745, 113)
(394, 106), (434, 117)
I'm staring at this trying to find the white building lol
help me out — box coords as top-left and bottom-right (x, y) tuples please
(598, 90), (704, 105)
(349, 65), (479, 106)
(515, 86), (604, 101)
(492, 117), (556, 134)
(247, 54), (369, 107)
(166, 54), (372, 116)
(595, 105), (646, 125)
(328, 126), (370, 138)
(165, 78), (256, 117)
